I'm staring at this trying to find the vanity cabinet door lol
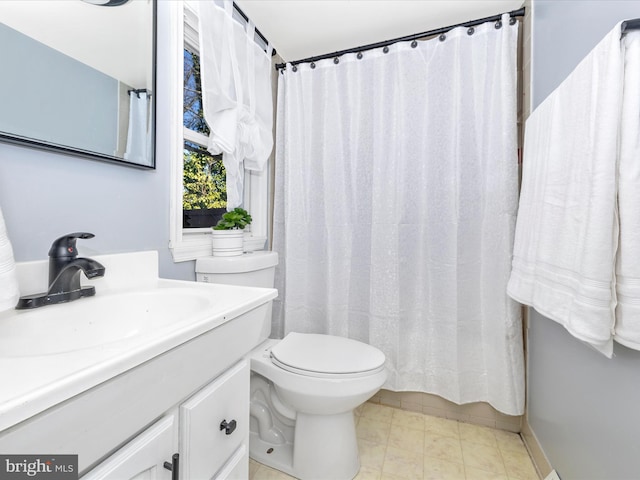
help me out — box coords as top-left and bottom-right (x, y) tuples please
(180, 360), (249, 480)
(82, 414), (177, 480)
(214, 445), (249, 480)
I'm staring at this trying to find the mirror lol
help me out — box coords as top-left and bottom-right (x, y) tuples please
(0, 0), (156, 168)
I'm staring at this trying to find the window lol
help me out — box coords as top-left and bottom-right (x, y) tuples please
(182, 46), (227, 228)
(165, 1), (271, 262)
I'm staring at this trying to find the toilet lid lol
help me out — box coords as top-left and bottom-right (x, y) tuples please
(270, 332), (386, 376)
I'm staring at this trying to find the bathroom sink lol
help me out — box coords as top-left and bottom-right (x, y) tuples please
(0, 288), (215, 357)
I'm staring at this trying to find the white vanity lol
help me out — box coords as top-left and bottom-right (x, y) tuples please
(0, 251), (277, 479)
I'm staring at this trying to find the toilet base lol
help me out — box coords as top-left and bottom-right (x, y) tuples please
(249, 433), (294, 476)
(249, 411), (360, 480)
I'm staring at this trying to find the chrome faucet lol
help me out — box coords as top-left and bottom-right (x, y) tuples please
(16, 232), (106, 309)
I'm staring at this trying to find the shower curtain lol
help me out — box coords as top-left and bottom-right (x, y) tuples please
(273, 15), (524, 415)
(124, 91), (151, 167)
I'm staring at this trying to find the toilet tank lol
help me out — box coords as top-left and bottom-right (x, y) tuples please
(195, 251), (278, 288)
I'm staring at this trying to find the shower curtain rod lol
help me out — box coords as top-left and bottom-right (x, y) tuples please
(233, 2), (277, 56)
(127, 88), (151, 98)
(275, 7), (525, 70)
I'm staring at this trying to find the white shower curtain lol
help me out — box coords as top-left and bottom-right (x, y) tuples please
(273, 15), (524, 415)
(124, 91), (151, 166)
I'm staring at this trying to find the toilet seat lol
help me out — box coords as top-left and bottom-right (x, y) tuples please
(270, 333), (386, 378)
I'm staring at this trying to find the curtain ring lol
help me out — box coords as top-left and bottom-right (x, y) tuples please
(333, 57), (340, 64)
(509, 17), (517, 25)
(356, 52), (363, 59)
(495, 20), (502, 29)
(292, 65), (298, 72)
(439, 34), (446, 42)
(411, 40), (418, 48)
(310, 62), (316, 69)
(383, 46), (389, 54)
(467, 27), (475, 35)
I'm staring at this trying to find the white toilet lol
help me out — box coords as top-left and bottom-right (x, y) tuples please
(196, 251), (387, 480)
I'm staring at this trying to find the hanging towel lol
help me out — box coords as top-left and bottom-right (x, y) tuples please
(0, 207), (19, 312)
(613, 30), (640, 350)
(508, 22), (626, 357)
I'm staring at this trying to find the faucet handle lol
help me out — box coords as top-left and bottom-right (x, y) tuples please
(48, 232), (95, 258)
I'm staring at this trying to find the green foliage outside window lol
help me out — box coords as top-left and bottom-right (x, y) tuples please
(183, 142), (226, 209)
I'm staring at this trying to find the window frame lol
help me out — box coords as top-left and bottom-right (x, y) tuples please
(165, 1), (270, 262)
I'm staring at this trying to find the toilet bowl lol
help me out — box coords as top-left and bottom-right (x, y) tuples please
(196, 252), (387, 479)
(249, 333), (386, 479)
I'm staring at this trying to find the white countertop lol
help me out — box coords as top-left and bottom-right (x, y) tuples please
(0, 251), (277, 432)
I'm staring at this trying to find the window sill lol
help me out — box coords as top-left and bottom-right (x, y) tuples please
(244, 236), (267, 252)
(170, 230), (267, 262)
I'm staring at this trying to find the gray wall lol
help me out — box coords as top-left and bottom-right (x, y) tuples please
(0, 16), (195, 282)
(529, 2), (640, 479)
(0, 24), (118, 156)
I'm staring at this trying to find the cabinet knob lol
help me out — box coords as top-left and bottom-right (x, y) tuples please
(220, 419), (237, 435)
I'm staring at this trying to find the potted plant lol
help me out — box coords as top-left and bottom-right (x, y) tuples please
(211, 207), (252, 256)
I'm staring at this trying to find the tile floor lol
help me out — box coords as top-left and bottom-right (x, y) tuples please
(249, 402), (539, 480)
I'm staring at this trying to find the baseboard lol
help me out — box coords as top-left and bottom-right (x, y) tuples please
(521, 417), (553, 479)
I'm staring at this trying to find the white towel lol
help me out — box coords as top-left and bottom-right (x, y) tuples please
(614, 30), (640, 349)
(508, 22), (625, 357)
(0, 207), (19, 312)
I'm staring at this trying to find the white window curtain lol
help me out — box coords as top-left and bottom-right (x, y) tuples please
(273, 15), (524, 415)
(197, 0), (273, 209)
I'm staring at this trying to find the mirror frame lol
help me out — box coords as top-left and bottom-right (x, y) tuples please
(0, 0), (157, 169)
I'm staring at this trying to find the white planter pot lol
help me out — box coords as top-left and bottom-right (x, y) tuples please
(211, 230), (244, 257)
